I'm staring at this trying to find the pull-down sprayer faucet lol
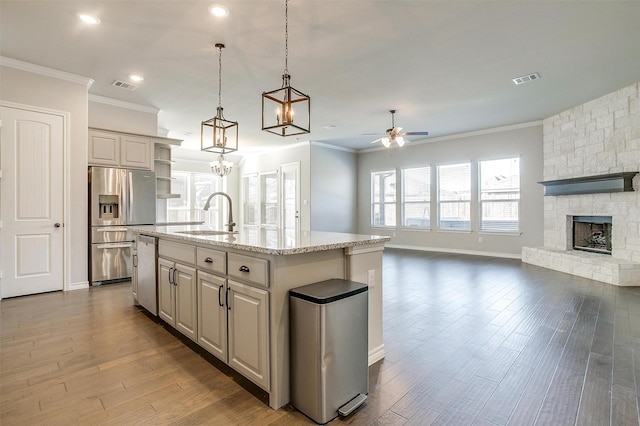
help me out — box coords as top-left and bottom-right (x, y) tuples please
(203, 192), (235, 233)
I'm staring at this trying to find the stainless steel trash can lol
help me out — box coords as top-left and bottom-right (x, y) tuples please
(290, 279), (369, 424)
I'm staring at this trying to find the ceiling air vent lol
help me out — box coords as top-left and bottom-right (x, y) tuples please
(112, 80), (138, 90)
(512, 72), (541, 85)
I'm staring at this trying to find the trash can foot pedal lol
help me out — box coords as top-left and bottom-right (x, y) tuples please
(338, 393), (367, 417)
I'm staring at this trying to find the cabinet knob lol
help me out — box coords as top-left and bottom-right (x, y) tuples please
(204, 257), (213, 263)
(239, 265), (250, 273)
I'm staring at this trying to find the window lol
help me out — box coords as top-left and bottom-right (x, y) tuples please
(479, 158), (520, 232)
(437, 163), (471, 230)
(242, 174), (259, 226)
(402, 167), (430, 228)
(260, 171), (278, 227)
(167, 171), (223, 227)
(371, 170), (396, 227)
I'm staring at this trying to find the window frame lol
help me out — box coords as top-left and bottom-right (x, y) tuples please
(437, 162), (472, 231)
(371, 169), (397, 228)
(401, 166), (431, 230)
(478, 157), (521, 233)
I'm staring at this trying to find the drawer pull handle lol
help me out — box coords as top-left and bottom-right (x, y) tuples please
(239, 265), (250, 273)
(204, 257), (213, 263)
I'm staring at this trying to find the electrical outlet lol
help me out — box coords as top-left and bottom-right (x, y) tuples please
(478, 236), (483, 243)
(368, 269), (375, 288)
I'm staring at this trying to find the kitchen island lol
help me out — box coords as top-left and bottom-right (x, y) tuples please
(128, 225), (390, 409)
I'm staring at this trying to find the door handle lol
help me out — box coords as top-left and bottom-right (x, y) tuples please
(239, 265), (250, 273)
(226, 287), (231, 310)
(204, 257), (213, 263)
(168, 267), (174, 285)
(132, 253), (138, 268)
(54, 223), (61, 228)
(172, 268), (178, 286)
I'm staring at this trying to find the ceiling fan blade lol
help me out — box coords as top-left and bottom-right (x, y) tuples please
(404, 131), (430, 136)
(370, 138), (383, 144)
(362, 133), (384, 136)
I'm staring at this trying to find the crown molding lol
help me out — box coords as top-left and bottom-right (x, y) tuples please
(88, 94), (159, 114)
(0, 56), (94, 88)
(310, 141), (357, 153)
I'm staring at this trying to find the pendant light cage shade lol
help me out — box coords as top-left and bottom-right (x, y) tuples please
(262, 74), (310, 137)
(261, 0), (310, 137)
(201, 109), (238, 154)
(201, 42), (238, 154)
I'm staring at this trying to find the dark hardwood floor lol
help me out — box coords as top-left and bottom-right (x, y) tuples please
(2, 248), (640, 425)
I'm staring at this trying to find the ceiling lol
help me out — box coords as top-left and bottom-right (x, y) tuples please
(2, 1), (640, 154)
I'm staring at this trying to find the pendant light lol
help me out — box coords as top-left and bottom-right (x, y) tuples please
(201, 43), (238, 173)
(261, 0), (310, 137)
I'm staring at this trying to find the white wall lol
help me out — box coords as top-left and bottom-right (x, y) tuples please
(0, 64), (89, 288)
(310, 143), (357, 233)
(357, 123), (544, 257)
(88, 97), (158, 135)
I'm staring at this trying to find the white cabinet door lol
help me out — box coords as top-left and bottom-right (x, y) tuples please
(88, 130), (119, 166)
(158, 258), (175, 324)
(197, 271), (227, 361)
(0, 106), (64, 298)
(120, 135), (152, 169)
(227, 279), (270, 390)
(174, 263), (197, 341)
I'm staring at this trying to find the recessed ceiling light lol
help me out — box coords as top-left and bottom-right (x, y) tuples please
(78, 13), (100, 25)
(129, 74), (144, 82)
(209, 5), (229, 17)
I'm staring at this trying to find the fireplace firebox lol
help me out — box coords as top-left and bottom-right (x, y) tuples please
(572, 216), (612, 255)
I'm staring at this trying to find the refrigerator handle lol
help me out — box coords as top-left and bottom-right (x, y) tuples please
(121, 169), (129, 225)
(128, 170), (134, 224)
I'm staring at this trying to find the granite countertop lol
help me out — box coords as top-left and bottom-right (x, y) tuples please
(129, 225), (390, 255)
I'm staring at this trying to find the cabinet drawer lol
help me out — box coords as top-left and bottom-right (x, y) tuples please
(228, 253), (269, 288)
(197, 247), (227, 275)
(158, 240), (195, 265)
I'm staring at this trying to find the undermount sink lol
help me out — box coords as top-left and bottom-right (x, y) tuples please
(176, 230), (237, 236)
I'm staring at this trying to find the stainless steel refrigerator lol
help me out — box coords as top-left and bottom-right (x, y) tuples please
(89, 167), (156, 285)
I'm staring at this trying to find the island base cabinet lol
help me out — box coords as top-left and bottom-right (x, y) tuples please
(197, 271), (227, 361)
(158, 257), (197, 341)
(228, 280), (270, 391)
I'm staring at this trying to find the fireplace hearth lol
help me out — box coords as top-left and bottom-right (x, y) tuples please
(572, 216), (612, 255)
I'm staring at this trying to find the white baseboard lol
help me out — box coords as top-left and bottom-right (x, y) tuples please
(385, 244), (522, 260)
(368, 344), (385, 365)
(67, 281), (89, 291)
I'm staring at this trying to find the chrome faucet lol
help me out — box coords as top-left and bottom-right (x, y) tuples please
(203, 192), (236, 233)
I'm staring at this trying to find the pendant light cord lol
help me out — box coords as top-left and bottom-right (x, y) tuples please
(284, 0), (288, 75)
(218, 45), (223, 110)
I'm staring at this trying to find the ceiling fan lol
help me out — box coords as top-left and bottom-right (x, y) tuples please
(368, 110), (429, 148)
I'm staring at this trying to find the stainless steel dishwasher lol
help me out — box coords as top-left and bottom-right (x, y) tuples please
(136, 235), (158, 315)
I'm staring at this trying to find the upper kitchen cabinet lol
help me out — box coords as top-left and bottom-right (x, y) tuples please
(89, 128), (152, 169)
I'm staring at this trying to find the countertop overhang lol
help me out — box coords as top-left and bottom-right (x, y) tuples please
(129, 225), (391, 255)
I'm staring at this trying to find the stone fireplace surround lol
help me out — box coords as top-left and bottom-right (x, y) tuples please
(522, 82), (640, 286)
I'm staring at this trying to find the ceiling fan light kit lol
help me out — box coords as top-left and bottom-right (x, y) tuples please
(370, 109), (428, 148)
(261, 0), (310, 137)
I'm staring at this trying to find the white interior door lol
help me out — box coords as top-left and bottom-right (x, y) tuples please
(1, 106), (64, 298)
(280, 162), (300, 232)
